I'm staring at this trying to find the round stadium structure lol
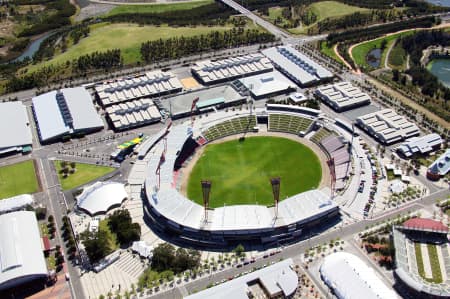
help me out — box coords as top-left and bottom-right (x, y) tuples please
(137, 104), (343, 248)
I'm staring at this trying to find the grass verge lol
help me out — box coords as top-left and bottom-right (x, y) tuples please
(187, 136), (322, 207)
(0, 160), (39, 199)
(427, 244), (443, 283)
(54, 161), (115, 190)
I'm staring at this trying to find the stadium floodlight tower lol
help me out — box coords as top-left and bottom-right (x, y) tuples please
(191, 97), (199, 127)
(327, 158), (336, 199)
(201, 180), (211, 222)
(270, 177), (281, 219)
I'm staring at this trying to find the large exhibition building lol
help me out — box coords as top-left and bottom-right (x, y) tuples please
(0, 211), (47, 291)
(0, 102), (32, 155)
(32, 87), (104, 143)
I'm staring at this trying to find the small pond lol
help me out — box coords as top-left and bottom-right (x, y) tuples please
(366, 48), (381, 68)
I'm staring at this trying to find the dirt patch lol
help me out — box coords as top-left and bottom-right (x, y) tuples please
(179, 132), (331, 196)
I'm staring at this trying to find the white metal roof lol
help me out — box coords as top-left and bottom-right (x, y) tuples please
(0, 102), (32, 151)
(428, 148), (450, 176)
(239, 70), (296, 97)
(320, 252), (398, 299)
(0, 194), (33, 213)
(185, 259), (297, 299)
(77, 182), (127, 216)
(0, 211), (47, 290)
(32, 87), (103, 142)
(63, 87), (104, 131)
(396, 133), (442, 157)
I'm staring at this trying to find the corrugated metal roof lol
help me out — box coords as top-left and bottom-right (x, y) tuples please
(0, 102), (32, 150)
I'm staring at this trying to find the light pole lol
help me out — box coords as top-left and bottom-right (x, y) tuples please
(270, 177), (281, 220)
(201, 180), (211, 222)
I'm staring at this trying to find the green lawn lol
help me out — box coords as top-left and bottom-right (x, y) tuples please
(288, 1), (369, 35)
(388, 41), (407, 69)
(54, 161), (115, 190)
(415, 243), (426, 279)
(0, 160), (39, 199)
(187, 136), (322, 207)
(105, 0), (213, 16)
(427, 244), (443, 283)
(352, 30), (415, 70)
(320, 41), (344, 64)
(26, 22), (234, 72)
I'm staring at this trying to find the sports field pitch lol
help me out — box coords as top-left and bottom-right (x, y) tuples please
(0, 160), (39, 199)
(187, 136), (322, 207)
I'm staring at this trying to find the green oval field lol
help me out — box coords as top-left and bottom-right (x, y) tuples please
(186, 136), (322, 207)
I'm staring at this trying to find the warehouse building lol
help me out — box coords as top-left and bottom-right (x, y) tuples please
(32, 87), (104, 143)
(95, 70), (183, 106)
(237, 70), (297, 99)
(320, 252), (397, 299)
(106, 98), (161, 131)
(185, 259), (298, 299)
(0, 211), (47, 291)
(0, 102), (32, 155)
(191, 53), (273, 85)
(315, 81), (371, 112)
(355, 109), (420, 145)
(262, 45), (333, 87)
(396, 133), (442, 158)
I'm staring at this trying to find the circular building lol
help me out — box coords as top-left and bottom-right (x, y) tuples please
(77, 182), (127, 216)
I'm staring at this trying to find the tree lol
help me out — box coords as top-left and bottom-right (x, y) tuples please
(151, 243), (175, 273)
(48, 215), (54, 223)
(108, 210), (141, 245)
(70, 161), (76, 170)
(392, 69), (399, 82)
(60, 161), (67, 169)
(233, 244), (245, 257)
(81, 230), (112, 263)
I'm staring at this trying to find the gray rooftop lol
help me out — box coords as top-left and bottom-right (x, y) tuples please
(0, 211), (47, 291)
(0, 102), (32, 152)
(32, 87), (103, 142)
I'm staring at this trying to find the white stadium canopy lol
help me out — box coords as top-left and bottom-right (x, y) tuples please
(77, 182), (127, 216)
(320, 252), (398, 299)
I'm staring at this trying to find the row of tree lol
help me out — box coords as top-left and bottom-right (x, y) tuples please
(102, 2), (233, 27)
(140, 29), (275, 63)
(327, 16), (436, 45)
(74, 49), (122, 72)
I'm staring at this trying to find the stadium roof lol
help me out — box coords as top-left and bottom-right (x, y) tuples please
(32, 87), (104, 142)
(0, 211), (47, 291)
(428, 148), (450, 177)
(0, 194), (33, 213)
(262, 45), (333, 86)
(396, 133), (442, 157)
(403, 218), (448, 232)
(238, 70), (296, 98)
(185, 259), (297, 299)
(0, 102), (32, 154)
(77, 182), (127, 216)
(320, 252), (398, 299)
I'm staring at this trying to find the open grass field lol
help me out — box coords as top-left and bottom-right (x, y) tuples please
(25, 22), (234, 73)
(0, 160), (39, 199)
(287, 1), (369, 35)
(54, 161), (115, 190)
(105, 0), (213, 16)
(187, 136), (322, 207)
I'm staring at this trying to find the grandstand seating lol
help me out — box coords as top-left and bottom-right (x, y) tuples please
(202, 115), (257, 142)
(268, 113), (314, 135)
(310, 127), (336, 144)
